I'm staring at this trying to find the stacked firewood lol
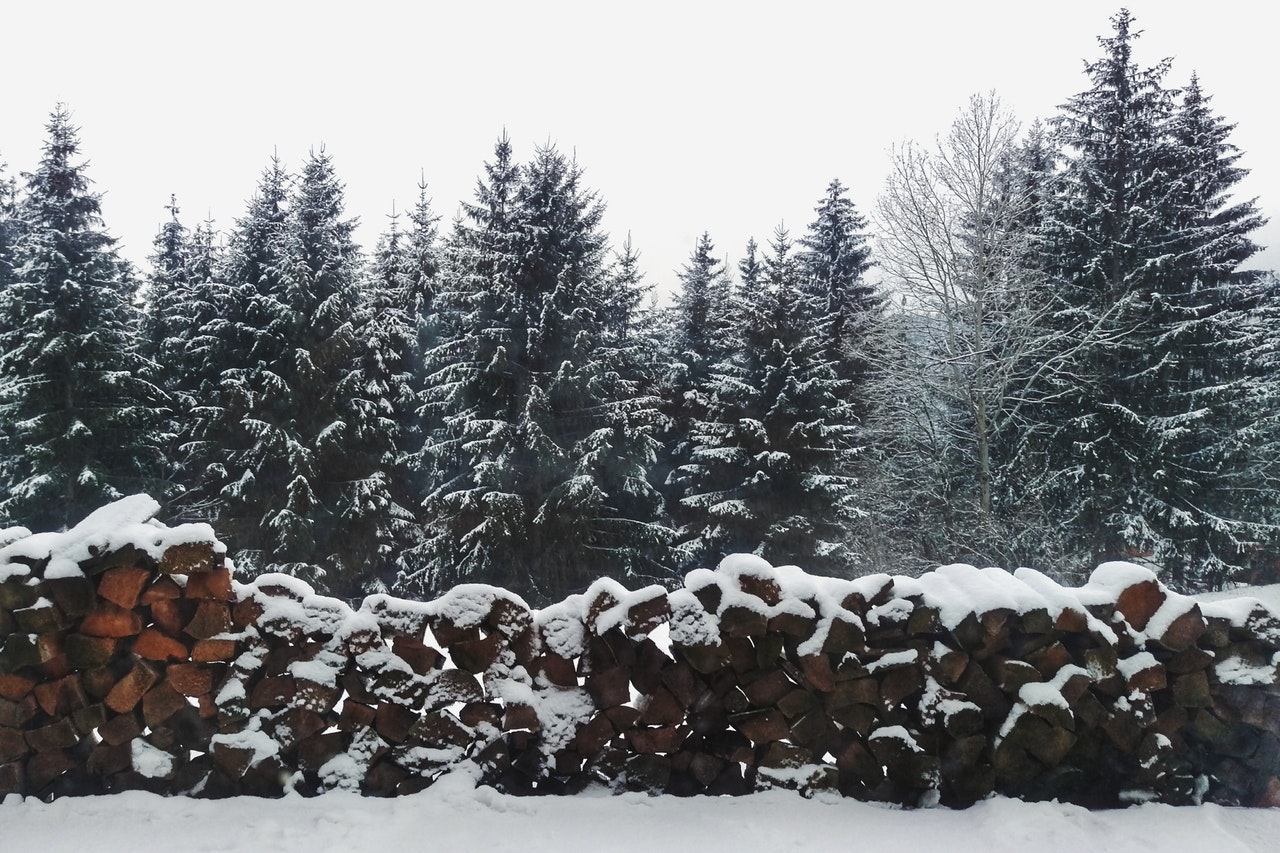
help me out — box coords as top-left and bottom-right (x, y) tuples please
(0, 498), (232, 798)
(2, 498), (1278, 806)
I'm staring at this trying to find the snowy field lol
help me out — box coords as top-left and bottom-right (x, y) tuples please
(5, 777), (1280, 853)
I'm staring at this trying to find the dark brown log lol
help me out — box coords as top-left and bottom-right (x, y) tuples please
(735, 572), (782, 605)
(932, 648), (970, 686)
(585, 667), (631, 708)
(718, 605), (768, 638)
(149, 597), (190, 635)
(248, 675), (296, 711)
(166, 663), (214, 697)
(297, 731), (347, 772)
(408, 711), (471, 747)
(27, 748), (76, 791)
(777, 688), (819, 720)
(730, 708), (789, 743)
(140, 574), (183, 604)
(183, 566), (234, 601)
(80, 601), (144, 638)
(626, 724), (686, 754)
(41, 576), (96, 619)
(133, 628), (190, 662)
(80, 666), (117, 700)
(798, 654), (836, 693)
(191, 637), (238, 662)
(571, 712), (615, 757)
(64, 633), (119, 670)
(1124, 659), (1167, 693)
(184, 600), (232, 640)
(105, 660), (160, 713)
(392, 636), (444, 676)
(70, 703), (107, 735)
(742, 669), (794, 708)
(0, 578), (39, 610)
(33, 673), (86, 717)
(98, 710), (144, 745)
(637, 686), (684, 726)
(457, 701), (502, 729)
(142, 682), (190, 727)
(677, 642), (732, 674)
(826, 676), (879, 710)
(821, 615), (866, 655)
(0, 726), (30, 762)
(1053, 607), (1089, 633)
(660, 661), (700, 708)
(87, 741), (131, 776)
(1172, 671), (1213, 709)
(1158, 605), (1207, 652)
(159, 542), (220, 575)
(231, 597), (265, 631)
(15, 599), (68, 634)
(337, 700), (376, 732)
(449, 631), (503, 674)
(880, 665), (925, 707)
(97, 565), (152, 609)
(0, 672), (36, 702)
(0, 694), (37, 728)
(1114, 580), (1165, 631)
(1026, 642), (1073, 678)
(271, 707), (327, 749)
(502, 703), (539, 731)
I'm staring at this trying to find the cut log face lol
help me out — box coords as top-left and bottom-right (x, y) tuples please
(79, 602), (143, 639)
(97, 566), (152, 610)
(184, 601), (232, 641)
(158, 542), (220, 575)
(1115, 580), (1166, 631)
(105, 661), (160, 714)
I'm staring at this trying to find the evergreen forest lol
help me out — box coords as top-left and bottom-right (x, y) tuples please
(0, 11), (1275, 605)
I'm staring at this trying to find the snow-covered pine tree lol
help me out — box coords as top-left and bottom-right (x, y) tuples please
(359, 182), (444, 589)
(408, 139), (670, 604)
(1019, 11), (1274, 588)
(655, 232), (735, 550)
(0, 106), (169, 530)
(140, 196), (190, 361)
(185, 156), (291, 530)
(0, 155), (16, 291)
(209, 150), (410, 597)
(678, 226), (861, 574)
(799, 180), (879, 400)
(1135, 73), (1275, 589)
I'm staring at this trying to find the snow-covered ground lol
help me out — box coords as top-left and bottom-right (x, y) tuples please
(5, 777), (1279, 853)
(1195, 583), (1280, 613)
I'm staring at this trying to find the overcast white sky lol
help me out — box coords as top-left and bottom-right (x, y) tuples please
(2, 1), (1276, 289)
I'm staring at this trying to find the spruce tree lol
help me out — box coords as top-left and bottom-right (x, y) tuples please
(0, 106), (168, 529)
(188, 157), (291, 527)
(207, 150), (410, 597)
(799, 179), (879, 399)
(1019, 11), (1273, 588)
(656, 232), (735, 549)
(140, 197), (199, 394)
(678, 226), (861, 574)
(0, 155), (16, 292)
(361, 183), (443, 588)
(409, 139), (670, 603)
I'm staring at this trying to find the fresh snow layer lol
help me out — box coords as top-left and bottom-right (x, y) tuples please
(2, 787), (1277, 853)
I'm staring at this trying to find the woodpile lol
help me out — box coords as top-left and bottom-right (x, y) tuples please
(1, 498), (1278, 807)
